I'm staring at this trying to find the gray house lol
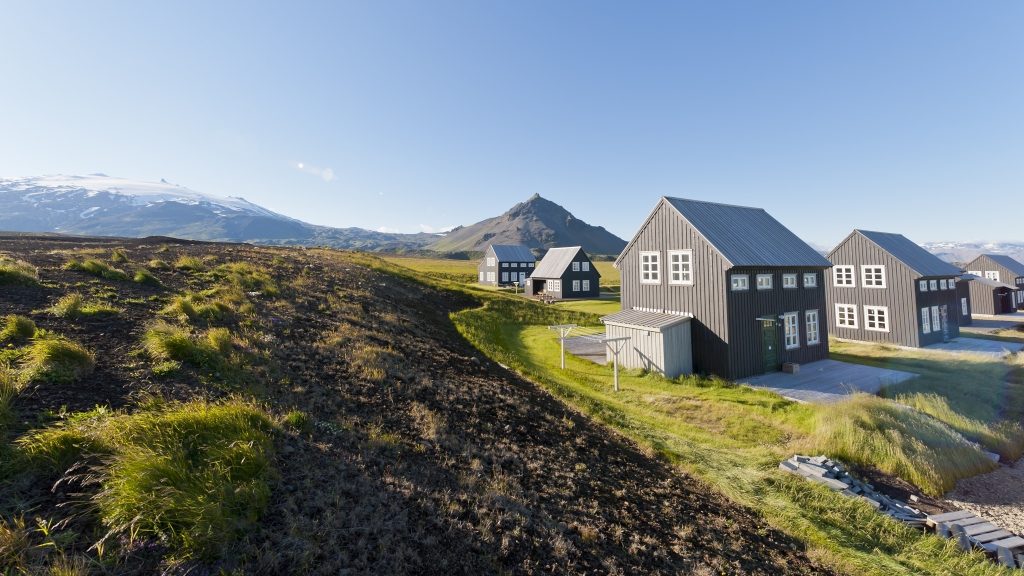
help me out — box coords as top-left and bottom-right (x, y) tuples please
(965, 254), (1024, 310)
(609, 197), (831, 380)
(826, 230), (961, 347)
(525, 246), (600, 299)
(960, 273), (1017, 315)
(477, 244), (536, 286)
(955, 276), (973, 326)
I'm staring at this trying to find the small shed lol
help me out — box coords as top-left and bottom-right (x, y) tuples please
(962, 273), (1018, 315)
(955, 276), (973, 326)
(601, 310), (692, 378)
(525, 246), (600, 299)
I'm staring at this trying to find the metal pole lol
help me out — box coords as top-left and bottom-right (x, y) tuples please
(613, 350), (619, 392)
(560, 335), (565, 369)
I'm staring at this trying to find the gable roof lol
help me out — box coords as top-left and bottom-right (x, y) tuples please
(976, 254), (1024, 276)
(843, 230), (961, 277)
(531, 246), (599, 278)
(488, 244), (535, 262)
(960, 273), (1017, 290)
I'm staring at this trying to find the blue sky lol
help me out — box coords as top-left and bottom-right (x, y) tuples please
(1, 1), (1021, 246)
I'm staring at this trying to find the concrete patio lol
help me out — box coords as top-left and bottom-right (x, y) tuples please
(739, 359), (917, 404)
(922, 336), (1024, 358)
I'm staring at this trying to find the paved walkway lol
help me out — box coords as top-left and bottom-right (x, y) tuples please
(923, 337), (1024, 358)
(962, 314), (1024, 335)
(739, 359), (917, 404)
(564, 335), (607, 365)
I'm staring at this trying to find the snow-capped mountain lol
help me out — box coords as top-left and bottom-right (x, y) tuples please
(921, 241), (1024, 267)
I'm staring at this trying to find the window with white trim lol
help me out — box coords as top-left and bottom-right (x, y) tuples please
(862, 265), (886, 288)
(931, 306), (941, 333)
(939, 279), (947, 290)
(486, 272), (495, 282)
(500, 272), (509, 282)
(731, 274), (749, 291)
(550, 279), (561, 292)
(967, 270), (981, 276)
(479, 272), (484, 281)
(582, 280), (590, 291)
(806, 310), (820, 345)
(528, 262), (534, 268)
(572, 280), (580, 292)
(581, 261), (589, 272)
(756, 274), (773, 290)
(834, 266), (855, 286)
(961, 298), (969, 316)
(921, 307), (931, 333)
(501, 262), (508, 268)
(864, 306), (889, 332)
(919, 280), (928, 292)
(835, 304), (858, 328)
(782, 274), (797, 289)
(640, 251), (661, 284)
(783, 312), (800, 349)
(572, 261), (580, 272)
(985, 271), (1001, 281)
(803, 273), (817, 288)
(668, 250), (693, 285)
(486, 257), (495, 267)
(929, 279), (938, 291)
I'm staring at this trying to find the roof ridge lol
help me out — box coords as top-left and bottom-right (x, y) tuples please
(663, 196), (767, 212)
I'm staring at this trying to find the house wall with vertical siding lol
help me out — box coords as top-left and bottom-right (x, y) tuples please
(966, 255), (1024, 309)
(915, 283), (962, 345)
(956, 280), (973, 326)
(605, 320), (692, 377)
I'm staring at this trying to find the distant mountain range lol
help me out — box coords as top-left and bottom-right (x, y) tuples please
(0, 174), (626, 256)
(920, 241), (1024, 267)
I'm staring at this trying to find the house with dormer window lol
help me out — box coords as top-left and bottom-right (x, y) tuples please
(826, 230), (961, 347)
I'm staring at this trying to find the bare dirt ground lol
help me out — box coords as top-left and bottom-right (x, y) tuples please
(947, 457), (1024, 535)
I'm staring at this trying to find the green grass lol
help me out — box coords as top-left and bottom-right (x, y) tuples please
(0, 315), (37, 344)
(161, 293), (234, 325)
(173, 255), (206, 272)
(214, 262), (279, 296)
(147, 259), (170, 270)
(46, 294), (122, 319)
(18, 400), (276, 560)
(110, 248), (129, 263)
(0, 255), (39, 286)
(21, 334), (95, 385)
(132, 268), (162, 286)
(63, 259), (129, 281)
(551, 297), (621, 316)
(142, 322), (236, 377)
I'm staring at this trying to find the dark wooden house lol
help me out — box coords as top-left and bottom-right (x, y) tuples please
(826, 230), (961, 347)
(955, 276), (973, 326)
(610, 197), (831, 380)
(960, 273), (1017, 315)
(525, 246), (600, 299)
(477, 244), (535, 286)
(965, 254), (1024, 310)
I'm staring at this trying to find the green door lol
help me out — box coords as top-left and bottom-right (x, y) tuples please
(761, 320), (779, 373)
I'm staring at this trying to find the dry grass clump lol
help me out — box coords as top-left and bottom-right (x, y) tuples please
(215, 262), (279, 296)
(161, 293), (234, 325)
(63, 259), (128, 281)
(173, 255), (206, 272)
(46, 294), (121, 319)
(147, 259), (170, 270)
(132, 268), (161, 286)
(110, 248), (129, 263)
(0, 315), (37, 344)
(0, 255), (39, 286)
(20, 334), (95, 385)
(142, 322), (236, 378)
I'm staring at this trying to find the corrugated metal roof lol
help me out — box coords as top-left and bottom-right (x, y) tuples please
(663, 197), (831, 267)
(855, 230), (962, 277)
(531, 246), (584, 278)
(489, 244), (535, 262)
(961, 273), (1017, 290)
(980, 254), (1024, 276)
(601, 309), (691, 331)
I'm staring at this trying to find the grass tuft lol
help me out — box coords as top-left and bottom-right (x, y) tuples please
(0, 315), (37, 344)
(46, 294), (121, 319)
(21, 334), (95, 384)
(142, 322), (233, 375)
(215, 262), (279, 296)
(161, 293), (233, 325)
(147, 259), (170, 270)
(0, 255), (40, 286)
(110, 248), (129, 263)
(173, 256), (205, 272)
(63, 259), (128, 281)
(132, 268), (162, 286)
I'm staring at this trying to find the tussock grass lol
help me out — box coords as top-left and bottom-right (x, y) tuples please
(63, 259), (128, 281)
(19, 400), (276, 560)
(132, 268), (161, 286)
(147, 259), (170, 270)
(161, 293), (233, 324)
(173, 255), (205, 272)
(0, 315), (37, 344)
(0, 255), (39, 286)
(109, 248), (129, 263)
(21, 335), (95, 384)
(142, 322), (234, 375)
(46, 294), (121, 319)
(215, 262), (279, 296)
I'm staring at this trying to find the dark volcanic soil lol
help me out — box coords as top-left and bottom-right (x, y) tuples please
(0, 235), (834, 575)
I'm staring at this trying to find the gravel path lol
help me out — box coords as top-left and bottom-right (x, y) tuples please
(946, 457), (1024, 535)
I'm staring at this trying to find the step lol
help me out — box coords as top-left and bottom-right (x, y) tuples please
(926, 510), (975, 527)
(971, 530), (1014, 545)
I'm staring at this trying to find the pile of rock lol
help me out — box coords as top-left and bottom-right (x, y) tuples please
(779, 455), (926, 526)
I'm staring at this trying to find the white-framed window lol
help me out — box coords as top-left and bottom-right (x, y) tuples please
(806, 310), (820, 345)
(864, 306), (889, 332)
(862, 265), (886, 288)
(919, 280), (928, 292)
(782, 274), (797, 289)
(985, 271), (1001, 281)
(486, 272), (496, 282)
(967, 270), (981, 276)
(756, 274), (773, 290)
(486, 257), (495, 267)
(550, 279), (561, 292)
(947, 278), (955, 290)
(731, 274), (749, 291)
(582, 280), (590, 291)
(835, 304), (858, 328)
(479, 271), (485, 281)
(803, 273), (817, 288)
(667, 250), (693, 285)
(500, 272), (509, 282)
(783, 312), (800, 350)
(939, 279), (948, 290)
(640, 251), (661, 284)
(929, 279), (938, 291)
(501, 262), (508, 268)
(833, 266), (855, 287)
(921, 307), (931, 333)
(572, 261), (580, 272)
(528, 262), (534, 268)
(931, 306), (941, 332)
(581, 261), (589, 272)
(961, 298), (969, 316)
(572, 280), (580, 292)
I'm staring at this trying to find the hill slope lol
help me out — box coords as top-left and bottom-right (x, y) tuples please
(429, 194), (627, 255)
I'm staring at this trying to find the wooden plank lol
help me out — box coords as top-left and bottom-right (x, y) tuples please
(938, 516), (986, 538)
(926, 510), (975, 526)
(961, 522), (1001, 537)
(972, 530), (1014, 544)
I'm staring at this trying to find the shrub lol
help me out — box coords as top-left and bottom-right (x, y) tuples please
(0, 315), (37, 344)
(0, 256), (39, 286)
(18, 401), (276, 560)
(63, 259), (128, 281)
(132, 268), (161, 286)
(46, 294), (121, 318)
(110, 248), (129, 263)
(173, 256), (205, 272)
(21, 335), (95, 384)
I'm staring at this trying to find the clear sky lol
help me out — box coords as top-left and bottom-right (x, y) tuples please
(1, 1), (1021, 246)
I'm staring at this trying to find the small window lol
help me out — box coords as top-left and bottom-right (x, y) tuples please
(864, 306), (889, 332)
(921, 307), (931, 333)
(572, 280), (580, 292)
(783, 274), (797, 289)
(581, 261), (589, 272)
(985, 271), (1001, 282)
(967, 270), (981, 276)
(582, 280), (590, 291)
(929, 280), (938, 291)
(640, 252), (661, 284)
(528, 262), (535, 268)
(550, 279), (561, 292)
(731, 274), (749, 291)
(783, 312), (800, 350)
(486, 272), (495, 282)
(501, 262), (508, 268)
(486, 257), (495, 267)
(668, 250), (693, 285)
(756, 274), (773, 290)
(919, 280), (928, 292)
(803, 273), (817, 288)
(833, 266), (855, 287)
(939, 279), (948, 290)
(835, 304), (858, 328)
(862, 265), (886, 288)
(479, 271), (484, 281)
(502, 272), (510, 282)
(572, 262), (580, 272)
(806, 310), (820, 345)
(961, 298), (969, 316)
(931, 306), (940, 332)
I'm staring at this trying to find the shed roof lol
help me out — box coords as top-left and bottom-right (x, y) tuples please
(601, 309), (690, 331)
(960, 273), (1017, 290)
(489, 244), (535, 262)
(661, 197), (830, 267)
(843, 230), (961, 278)
(531, 246), (599, 278)
(977, 254), (1024, 276)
